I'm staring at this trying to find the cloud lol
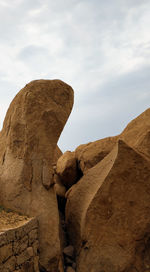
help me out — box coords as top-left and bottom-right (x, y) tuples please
(58, 64), (150, 150)
(0, 0), (150, 151)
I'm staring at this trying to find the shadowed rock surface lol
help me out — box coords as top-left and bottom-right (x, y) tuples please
(0, 79), (74, 271)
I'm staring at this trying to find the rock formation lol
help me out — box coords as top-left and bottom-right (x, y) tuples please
(1, 79), (150, 272)
(0, 79), (74, 271)
(59, 108), (150, 178)
(66, 140), (150, 271)
(55, 108), (150, 271)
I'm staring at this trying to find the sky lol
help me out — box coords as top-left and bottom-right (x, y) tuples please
(0, 0), (150, 152)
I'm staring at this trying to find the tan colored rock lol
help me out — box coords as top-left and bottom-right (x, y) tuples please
(34, 256), (40, 272)
(63, 245), (74, 258)
(120, 108), (150, 160)
(0, 243), (12, 263)
(1, 256), (16, 271)
(75, 108), (150, 174)
(0, 79), (74, 271)
(53, 146), (62, 165)
(56, 151), (77, 188)
(66, 267), (75, 272)
(75, 136), (118, 173)
(66, 140), (150, 271)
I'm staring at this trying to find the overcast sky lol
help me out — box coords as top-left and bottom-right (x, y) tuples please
(0, 0), (150, 151)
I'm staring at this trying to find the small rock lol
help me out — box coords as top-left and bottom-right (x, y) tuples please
(66, 266), (75, 272)
(56, 151), (77, 188)
(63, 245), (74, 258)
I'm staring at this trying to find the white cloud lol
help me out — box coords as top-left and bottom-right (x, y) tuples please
(0, 0), (150, 151)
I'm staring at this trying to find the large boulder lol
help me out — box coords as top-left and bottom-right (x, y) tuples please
(66, 140), (150, 271)
(0, 79), (74, 271)
(74, 108), (150, 174)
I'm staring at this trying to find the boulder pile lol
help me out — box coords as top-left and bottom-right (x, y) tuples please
(55, 108), (150, 272)
(0, 79), (150, 272)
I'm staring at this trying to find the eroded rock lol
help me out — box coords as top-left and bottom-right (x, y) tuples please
(0, 79), (74, 271)
(66, 140), (150, 271)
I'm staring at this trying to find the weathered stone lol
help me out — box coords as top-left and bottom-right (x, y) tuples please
(66, 266), (75, 272)
(21, 260), (34, 272)
(0, 79), (74, 271)
(16, 247), (33, 265)
(3, 256), (16, 271)
(56, 151), (77, 188)
(15, 226), (26, 240)
(29, 229), (38, 245)
(14, 235), (28, 255)
(34, 256), (39, 272)
(27, 246), (34, 257)
(66, 140), (150, 271)
(0, 243), (12, 263)
(63, 245), (74, 258)
(32, 240), (39, 255)
(0, 232), (7, 247)
(6, 229), (16, 243)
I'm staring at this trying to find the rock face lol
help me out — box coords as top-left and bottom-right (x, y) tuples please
(0, 79), (74, 271)
(66, 140), (150, 271)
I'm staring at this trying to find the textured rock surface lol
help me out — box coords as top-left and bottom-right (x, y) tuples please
(56, 151), (77, 189)
(0, 79), (74, 271)
(66, 140), (150, 271)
